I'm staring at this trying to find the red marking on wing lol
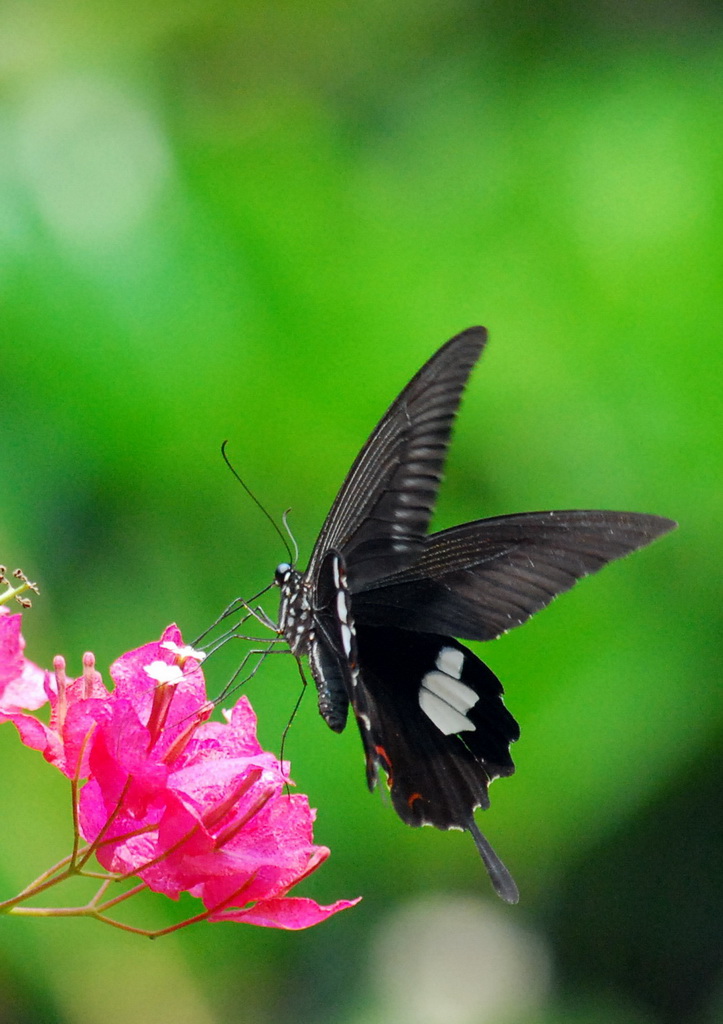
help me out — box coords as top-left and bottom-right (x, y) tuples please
(375, 745), (391, 768)
(375, 744), (394, 787)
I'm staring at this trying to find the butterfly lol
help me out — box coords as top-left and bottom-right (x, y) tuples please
(273, 327), (676, 903)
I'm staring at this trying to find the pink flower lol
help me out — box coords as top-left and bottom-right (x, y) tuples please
(0, 632), (111, 779)
(0, 609), (86, 770)
(0, 610), (47, 712)
(2, 617), (359, 930)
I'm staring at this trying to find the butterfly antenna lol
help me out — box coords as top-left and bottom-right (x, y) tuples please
(221, 440), (294, 563)
(468, 820), (519, 904)
(281, 508), (299, 566)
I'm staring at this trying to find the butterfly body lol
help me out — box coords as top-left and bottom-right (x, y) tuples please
(275, 563), (312, 657)
(274, 327), (676, 903)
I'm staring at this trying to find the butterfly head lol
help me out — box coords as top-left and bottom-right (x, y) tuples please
(274, 562), (293, 587)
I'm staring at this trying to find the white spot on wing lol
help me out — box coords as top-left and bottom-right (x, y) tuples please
(436, 646), (464, 678)
(419, 656), (479, 735)
(419, 689), (475, 734)
(424, 671), (477, 712)
(340, 623), (353, 657)
(336, 589), (349, 622)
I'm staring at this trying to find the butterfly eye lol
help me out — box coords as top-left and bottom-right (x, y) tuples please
(274, 563), (291, 586)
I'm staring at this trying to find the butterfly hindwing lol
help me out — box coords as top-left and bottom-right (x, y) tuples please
(348, 623), (521, 902)
(351, 625), (519, 829)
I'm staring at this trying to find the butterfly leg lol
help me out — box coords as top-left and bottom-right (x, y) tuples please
(211, 641), (290, 705)
(278, 658), (311, 778)
(193, 582), (279, 646)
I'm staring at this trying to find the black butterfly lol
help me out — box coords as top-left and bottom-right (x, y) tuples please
(273, 327), (676, 903)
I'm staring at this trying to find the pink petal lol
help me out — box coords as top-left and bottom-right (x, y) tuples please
(89, 701), (170, 815)
(95, 827), (164, 879)
(210, 896), (361, 929)
(0, 613), (47, 711)
(183, 696), (265, 762)
(0, 710), (60, 762)
(109, 625), (206, 728)
(167, 753), (283, 816)
(78, 777), (167, 876)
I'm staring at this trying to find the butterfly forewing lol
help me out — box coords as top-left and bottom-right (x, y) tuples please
(306, 327), (488, 590)
(352, 510), (677, 640)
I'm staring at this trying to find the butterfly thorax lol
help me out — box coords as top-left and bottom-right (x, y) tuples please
(275, 563), (315, 657)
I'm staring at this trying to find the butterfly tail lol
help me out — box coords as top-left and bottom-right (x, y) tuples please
(468, 819), (519, 904)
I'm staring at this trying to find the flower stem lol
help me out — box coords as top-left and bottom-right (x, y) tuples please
(141, 908), (213, 938)
(7, 903), (158, 937)
(93, 881), (147, 912)
(9, 905), (93, 918)
(0, 857), (75, 912)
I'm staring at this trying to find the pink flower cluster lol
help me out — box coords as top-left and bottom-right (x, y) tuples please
(0, 610), (358, 930)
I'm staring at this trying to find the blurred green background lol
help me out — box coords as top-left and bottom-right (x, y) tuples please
(1, 2), (721, 1022)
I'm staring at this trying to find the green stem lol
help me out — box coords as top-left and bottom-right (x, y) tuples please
(88, 878), (113, 904)
(8, 905), (92, 918)
(93, 881), (147, 912)
(7, 903), (155, 938)
(142, 908), (213, 938)
(0, 863), (74, 912)
(0, 577), (35, 607)
(17, 853), (74, 891)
